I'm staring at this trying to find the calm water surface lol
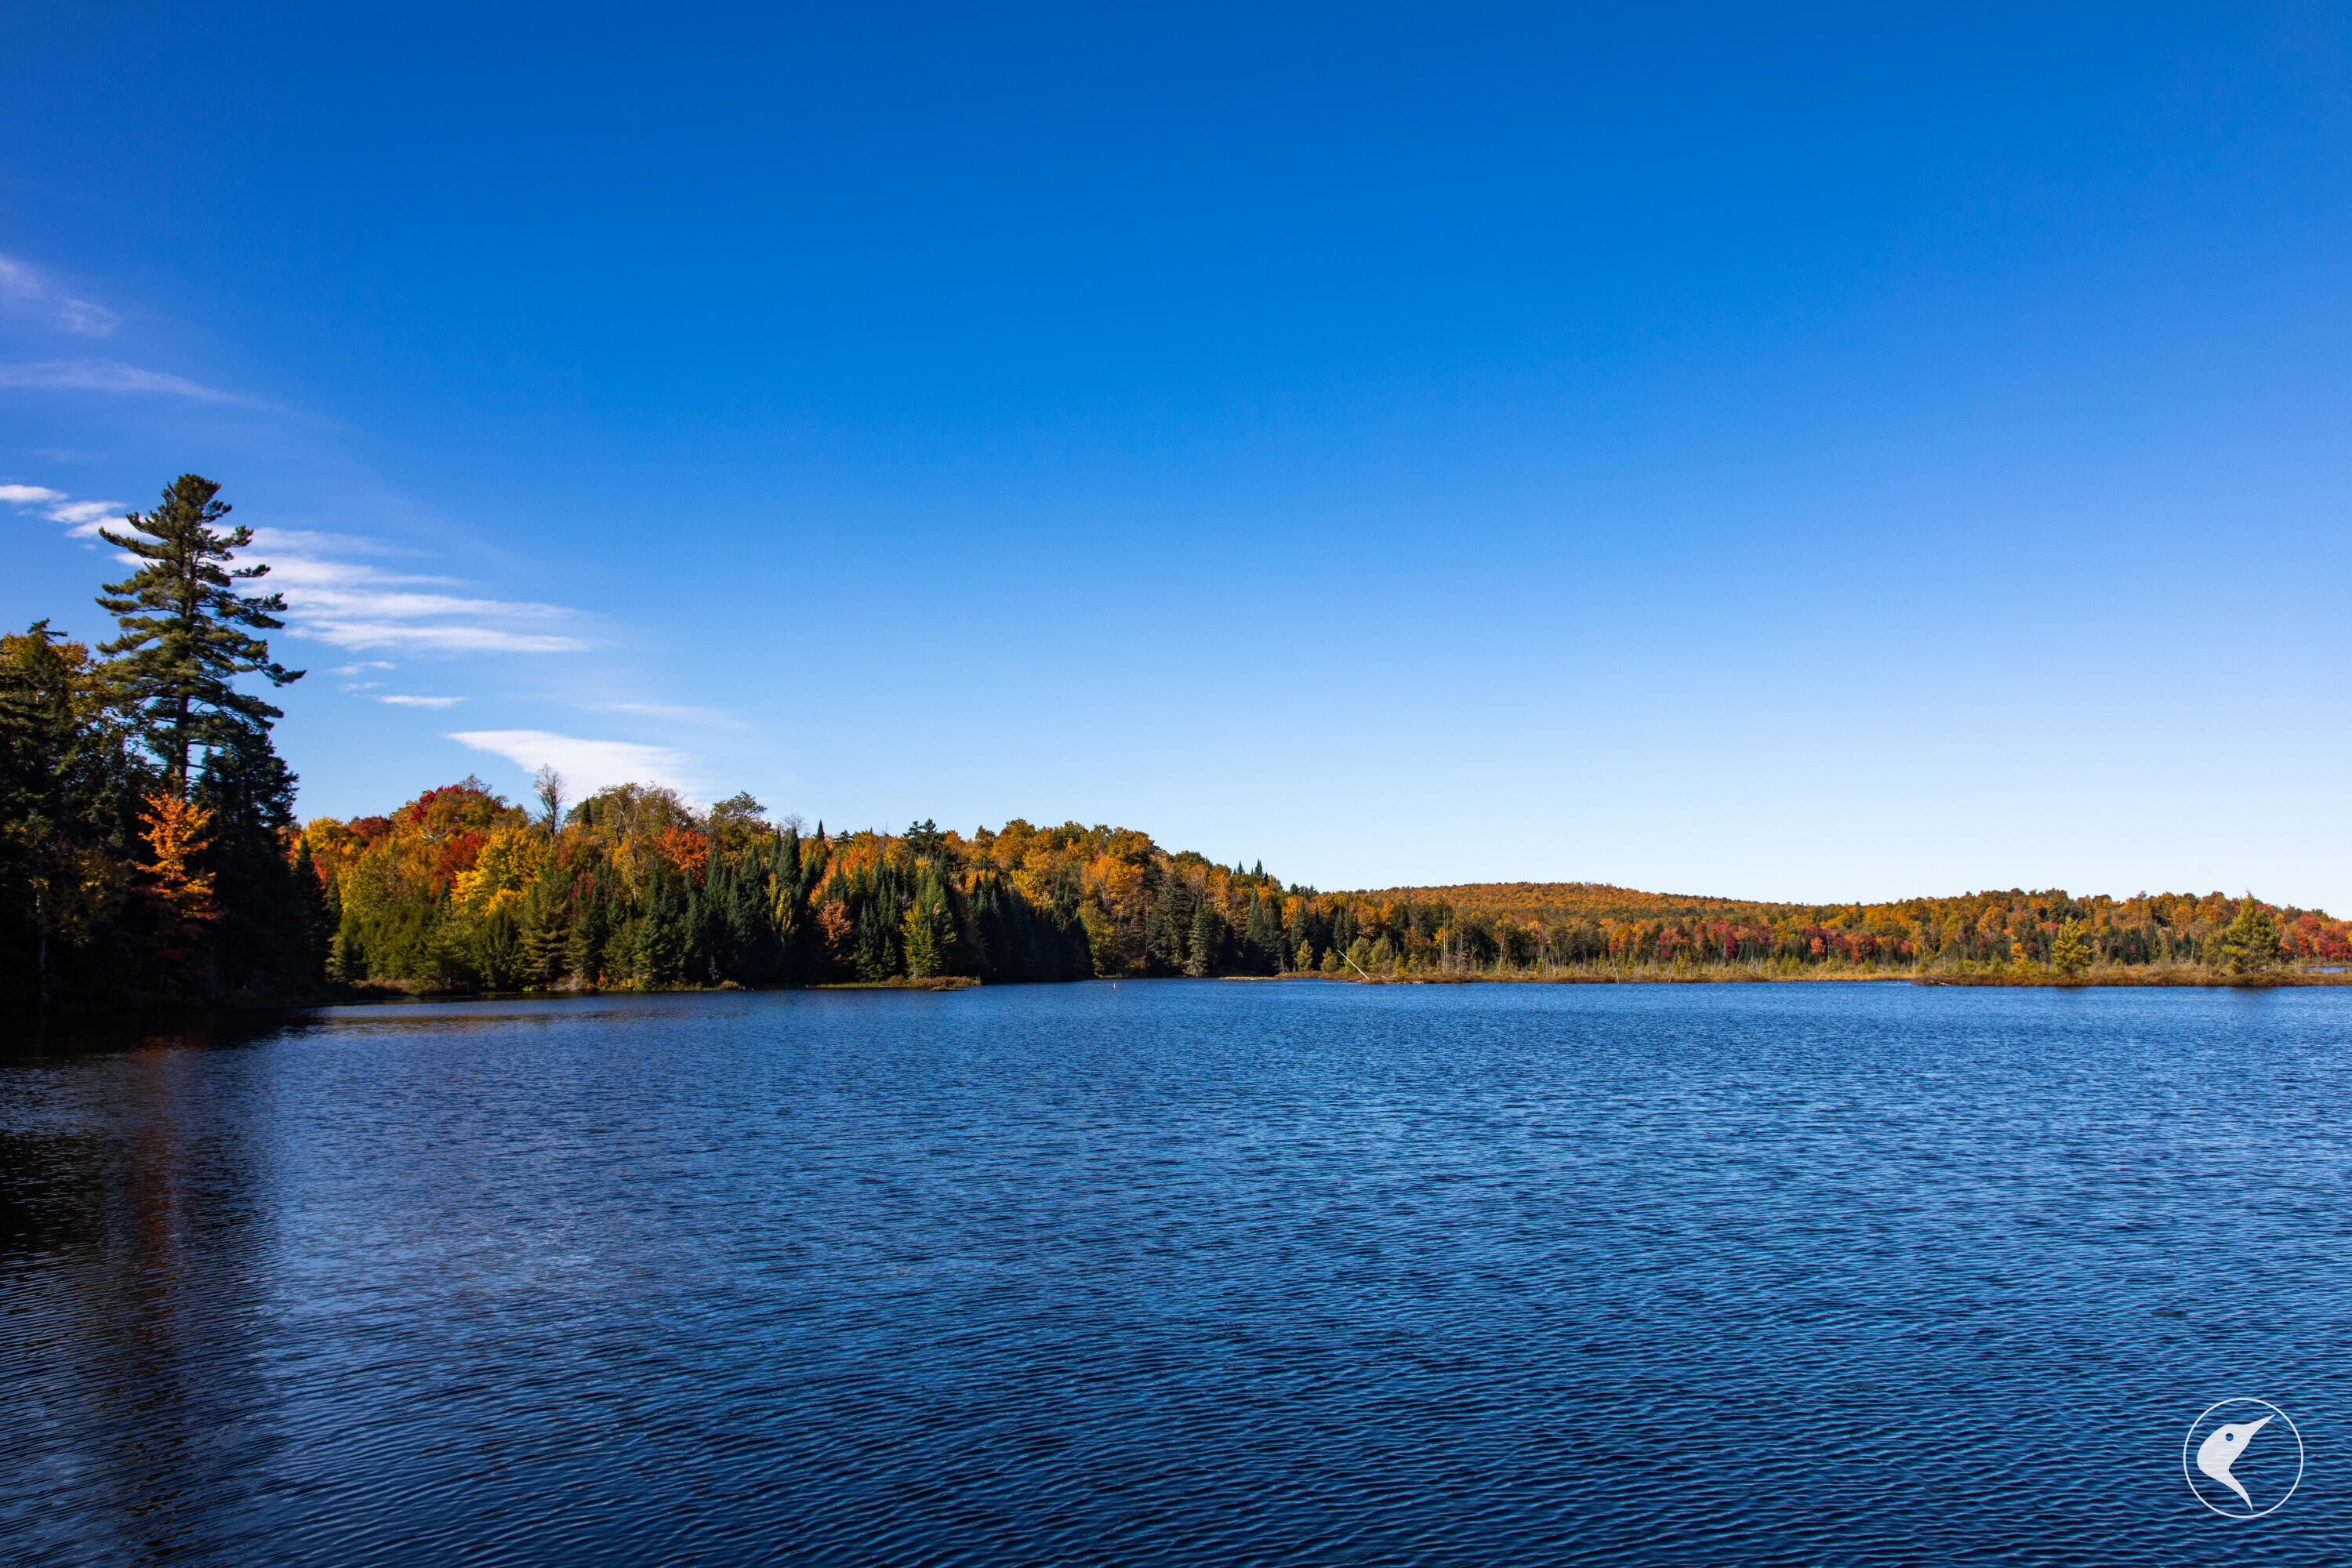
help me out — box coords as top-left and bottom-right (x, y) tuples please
(3, 982), (2348, 1563)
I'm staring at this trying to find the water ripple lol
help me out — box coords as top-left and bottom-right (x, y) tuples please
(2, 982), (2347, 1563)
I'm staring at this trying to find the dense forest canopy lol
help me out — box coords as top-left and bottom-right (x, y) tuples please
(5, 474), (2344, 1009)
(294, 794), (2346, 993)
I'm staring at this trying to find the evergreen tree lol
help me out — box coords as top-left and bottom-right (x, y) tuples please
(567, 880), (612, 985)
(854, 892), (897, 981)
(474, 899), (525, 989)
(684, 859), (718, 982)
(519, 869), (570, 985)
(1243, 895), (1283, 974)
(2216, 897), (2281, 975)
(2049, 918), (2092, 977)
(903, 868), (954, 977)
(0, 623), (142, 1007)
(720, 846), (778, 982)
(637, 871), (688, 985)
(1145, 869), (1190, 975)
(1186, 896), (1221, 977)
(96, 476), (303, 790)
(193, 720), (325, 998)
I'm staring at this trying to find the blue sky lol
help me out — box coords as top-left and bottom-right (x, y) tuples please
(5, 5), (2350, 908)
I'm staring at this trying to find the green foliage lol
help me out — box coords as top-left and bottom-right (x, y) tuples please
(2050, 918), (2092, 976)
(902, 869), (953, 978)
(1185, 897), (1221, 977)
(0, 622), (150, 1006)
(2215, 897), (2281, 975)
(193, 721), (326, 998)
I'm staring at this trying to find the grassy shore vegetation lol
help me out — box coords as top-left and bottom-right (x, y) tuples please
(6, 475), (2347, 1007)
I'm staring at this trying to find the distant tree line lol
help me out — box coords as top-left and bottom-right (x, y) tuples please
(5, 476), (2339, 1009)
(299, 793), (2328, 991)
(1340, 882), (2325, 979)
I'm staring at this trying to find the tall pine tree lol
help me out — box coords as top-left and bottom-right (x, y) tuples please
(94, 477), (318, 1000)
(96, 475), (303, 790)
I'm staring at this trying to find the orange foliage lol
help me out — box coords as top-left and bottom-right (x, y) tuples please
(653, 826), (712, 882)
(138, 793), (217, 924)
(815, 898), (853, 964)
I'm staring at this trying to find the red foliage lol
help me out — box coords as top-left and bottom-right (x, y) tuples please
(653, 826), (711, 881)
(430, 831), (488, 894)
(394, 783), (513, 840)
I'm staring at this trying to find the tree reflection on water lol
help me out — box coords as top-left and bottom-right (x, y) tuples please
(2, 1017), (295, 1561)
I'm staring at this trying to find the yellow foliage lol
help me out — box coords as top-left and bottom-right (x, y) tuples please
(138, 793), (217, 927)
(452, 826), (549, 909)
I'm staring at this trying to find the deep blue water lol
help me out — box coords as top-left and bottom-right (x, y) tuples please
(2, 980), (2348, 1563)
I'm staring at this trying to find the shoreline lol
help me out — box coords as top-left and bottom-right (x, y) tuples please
(14, 966), (2343, 1018)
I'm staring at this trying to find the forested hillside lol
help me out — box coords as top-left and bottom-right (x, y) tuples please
(306, 786), (1280, 990)
(1349, 882), (2352, 975)
(6, 474), (2344, 1010)
(296, 796), (2347, 993)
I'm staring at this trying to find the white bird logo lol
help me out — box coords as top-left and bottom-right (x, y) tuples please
(2194, 1414), (2273, 1509)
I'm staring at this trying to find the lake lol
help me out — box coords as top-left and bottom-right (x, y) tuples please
(3, 981), (2347, 1563)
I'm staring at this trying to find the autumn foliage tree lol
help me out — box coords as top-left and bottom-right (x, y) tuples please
(136, 792), (217, 982)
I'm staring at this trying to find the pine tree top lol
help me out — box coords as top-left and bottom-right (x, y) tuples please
(95, 475), (303, 784)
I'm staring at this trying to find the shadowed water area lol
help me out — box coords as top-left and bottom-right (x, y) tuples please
(2, 982), (2347, 1563)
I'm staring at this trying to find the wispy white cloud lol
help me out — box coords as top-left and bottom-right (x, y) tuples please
(379, 694), (463, 709)
(0, 359), (246, 402)
(2, 482), (125, 539)
(331, 661), (396, 674)
(243, 532), (590, 654)
(283, 586), (571, 621)
(0, 253), (117, 336)
(46, 499), (127, 535)
(450, 729), (705, 800)
(55, 299), (118, 336)
(249, 528), (427, 558)
(302, 620), (586, 654)
(20, 477), (593, 668)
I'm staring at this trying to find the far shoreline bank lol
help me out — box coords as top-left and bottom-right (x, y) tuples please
(15, 965), (2345, 1020)
(270, 963), (2352, 1006)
